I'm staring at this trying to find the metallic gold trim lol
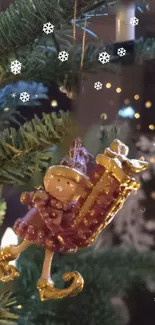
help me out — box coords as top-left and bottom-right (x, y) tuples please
(37, 272), (84, 301)
(86, 179), (138, 245)
(96, 139), (149, 178)
(73, 169), (128, 226)
(44, 165), (93, 189)
(96, 155), (126, 183)
(0, 263), (19, 282)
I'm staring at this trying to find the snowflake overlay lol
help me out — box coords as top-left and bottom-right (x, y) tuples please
(11, 93), (17, 98)
(117, 47), (126, 57)
(98, 51), (110, 64)
(10, 60), (22, 75)
(94, 81), (103, 90)
(58, 50), (69, 62)
(130, 17), (139, 26)
(43, 22), (54, 34)
(20, 92), (30, 103)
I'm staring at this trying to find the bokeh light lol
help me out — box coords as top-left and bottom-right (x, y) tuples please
(51, 100), (58, 107)
(145, 101), (152, 108)
(134, 94), (140, 100)
(149, 124), (155, 130)
(100, 113), (108, 120)
(106, 83), (111, 88)
(134, 113), (140, 119)
(116, 87), (122, 93)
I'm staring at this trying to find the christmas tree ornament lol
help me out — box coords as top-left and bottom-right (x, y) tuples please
(0, 138), (148, 301)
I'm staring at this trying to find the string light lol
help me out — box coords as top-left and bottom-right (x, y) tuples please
(149, 124), (155, 130)
(17, 305), (23, 309)
(116, 87), (122, 93)
(124, 99), (130, 105)
(145, 101), (152, 108)
(151, 192), (155, 199)
(134, 94), (140, 100)
(51, 100), (58, 107)
(106, 83), (111, 88)
(4, 107), (9, 111)
(134, 113), (140, 119)
(100, 113), (108, 120)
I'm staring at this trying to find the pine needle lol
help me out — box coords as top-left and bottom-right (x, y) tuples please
(0, 291), (18, 325)
(0, 111), (77, 185)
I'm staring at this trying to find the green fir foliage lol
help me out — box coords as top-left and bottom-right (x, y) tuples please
(0, 291), (18, 325)
(14, 246), (155, 325)
(0, 199), (7, 226)
(0, 111), (77, 185)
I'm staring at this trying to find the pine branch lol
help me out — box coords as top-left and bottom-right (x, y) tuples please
(0, 39), (118, 88)
(0, 0), (115, 61)
(135, 38), (155, 63)
(0, 199), (7, 225)
(15, 246), (155, 325)
(0, 111), (77, 185)
(0, 291), (18, 325)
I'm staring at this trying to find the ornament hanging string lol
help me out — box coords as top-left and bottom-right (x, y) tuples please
(73, 0), (87, 70)
(73, 0), (77, 41)
(80, 14), (87, 70)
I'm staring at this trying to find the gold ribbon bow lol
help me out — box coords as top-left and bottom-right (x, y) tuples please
(104, 139), (148, 175)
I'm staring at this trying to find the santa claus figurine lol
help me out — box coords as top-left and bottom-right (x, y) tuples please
(0, 138), (148, 301)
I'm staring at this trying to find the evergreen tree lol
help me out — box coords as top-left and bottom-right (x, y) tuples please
(0, 1), (155, 324)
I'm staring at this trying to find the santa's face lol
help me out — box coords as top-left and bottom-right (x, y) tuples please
(44, 175), (79, 202)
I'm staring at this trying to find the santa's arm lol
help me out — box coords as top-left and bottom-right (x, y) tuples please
(20, 190), (48, 208)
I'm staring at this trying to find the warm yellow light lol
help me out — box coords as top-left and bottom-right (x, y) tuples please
(4, 107), (9, 111)
(51, 100), (58, 107)
(100, 113), (108, 120)
(145, 101), (152, 108)
(134, 94), (140, 100)
(124, 98), (130, 105)
(116, 87), (122, 93)
(106, 83), (111, 89)
(151, 191), (155, 199)
(149, 124), (155, 130)
(17, 305), (23, 309)
(134, 113), (140, 119)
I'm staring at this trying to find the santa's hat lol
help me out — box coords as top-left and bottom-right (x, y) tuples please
(44, 138), (92, 189)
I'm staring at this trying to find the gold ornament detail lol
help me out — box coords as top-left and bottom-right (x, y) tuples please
(74, 139), (148, 243)
(0, 246), (19, 282)
(37, 271), (84, 301)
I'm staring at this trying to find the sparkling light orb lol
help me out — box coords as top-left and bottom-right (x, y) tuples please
(118, 106), (135, 118)
(100, 113), (108, 120)
(134, 94), (140, 100)
(106, 83), (111, 88)
(134, 113), (140, 119)
(116, 87), (122, 93)
(145, 101), (152, 108)
(51, 100), (58, 107)
(149, 124), (155, 130)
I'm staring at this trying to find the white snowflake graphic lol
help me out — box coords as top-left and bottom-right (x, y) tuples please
(94, 81), (103, 90)
(98, 51), (110, 64)
(130, 17), (139, 26)
(58, 50), (69, 62)
(20, 92), (30, 103)
(10, 60), (22, 75)
(11, 93), (17, 98)
(43, 22), (54, 34)
(117, 47), (126, 57)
